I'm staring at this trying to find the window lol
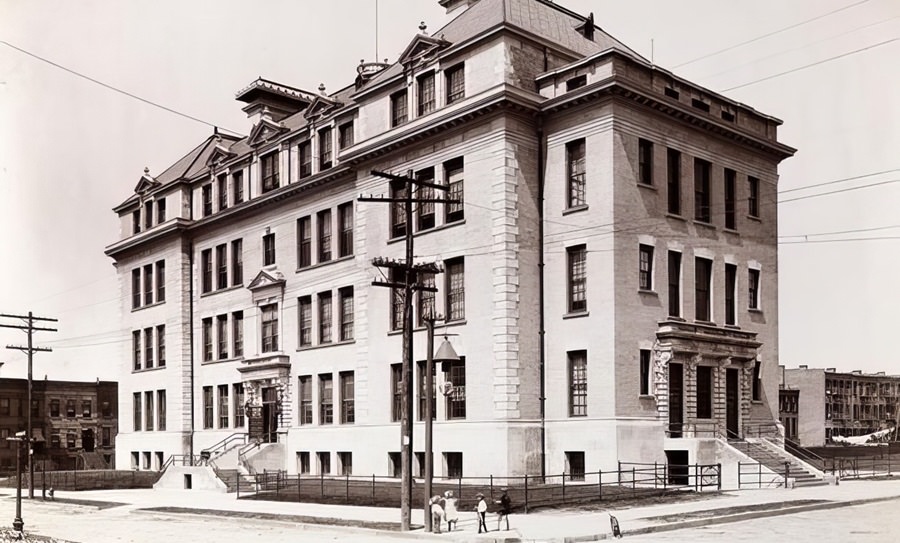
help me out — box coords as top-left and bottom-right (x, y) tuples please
(445, 257), (465, 321)
(639, 244), (654, 291)
(417, 360), (435, 422)
(67, 433), (76, 450)
(667, 149), (681, 215)
(566, 451), (585, 481)
(299, 141), (312, 179)
(232, 170), (244, 204)
(724, 168), (736, 230)
(317, 451), (331, 475)
(391, 268), (404, 331)
(201, 249), (212, 293)
(143, 263), (153, 305)
(31, 399), (39, 418)
(218, 174), (228, 210)
(317, 209), (332, 263)
(202, 184), (213, 216)
(568, 351), (587, 416)
(417, 72), (435, 116)
(692, 98), (710, 112)
(133, 392), (142, 431)
(566, 74), (587, 91)
(696, 366), (712, 418)
(144, 201), (153, 228)
(132, 269), (141, 309)
(567, 139), (586, 208)
(84, 401), (94, 418)
(261, 152), (279, 193)
(157, 390), (166, 431)
(133, 210), (141, 235)
(391, 363), (402, 422)
(298, 452), (311, 474)
(444, 158), (464, 223)
(157, 198), (166, 223)
(694, 158), (711, 223)
(665, 87), (680, 99)
(232, 311), (243, 357)
(725, 263), (737, 325)
(391, 90), (408, 127)
(748, 176), (760, 218)
(231, 239), (244, 286)
(445, 63), (465, 104)
(416, 167), (436, 231)
(319, 374), (333, 424)
(753, 361), (762, 401)
(444, 358), (466, 419)
(640, 350), (651, 395)
(668, 251), (682, 318)
(203, 386), (213, 429)
(156, 324), (166, 367)
(218, 385), (229, 428)
(567, 245), (587, 313)
(338, 451), (353, 475)
(749, 268), (761, 310)
(417, 272), (435, 327)
(319, 128), (333, 170)
(202, 318), (213, 362)
(390, 182), (407, 238)
(338, 203), (353, 257)
(261, 304), (278, 352)
(156, 260), (165, 302)
(297, 216), (312, 268)
(144, 328), (154, 368)
(298, 296), (312, 347)
(695, 257), (712, 322)
(339, 287), (354, 341)
(216, 244), (227, 290)
(445, 452), (463, 479)
(339, 122), (354, 149)
(340, 371), (355, 424)
(217, 315), (228, 359)
(233, 384), (244, 428)
(318, 291), (333, 344)
(49, 399), (59, 417)
(263, 232), (276, 266)
(638, 139), (653, 185)
(102, 427), (111, 447)
(145, 391), (154, 431)
(133, 330), (142, 370)
(299, 376), (313, 425)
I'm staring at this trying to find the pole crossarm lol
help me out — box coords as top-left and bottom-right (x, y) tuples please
(372, 281), (439, 292)
(6, 345), (52, 353)
(371, 169), (451, 192)
(0, 324), (58, 332)
(358, 196), (458, 205)
(0, 313), (59, 322)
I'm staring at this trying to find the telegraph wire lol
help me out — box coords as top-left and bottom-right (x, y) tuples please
(778, 178), (900, 204)
(0, 40), (244, 137)
(672, 0), (872, 68)
(780, 223), (900, 239)
(779, 168), (900, 194)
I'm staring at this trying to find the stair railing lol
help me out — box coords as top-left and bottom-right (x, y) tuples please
(200, 432), (249, 463)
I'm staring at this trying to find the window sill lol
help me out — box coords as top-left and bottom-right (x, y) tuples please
(723, 228), (740, 236)
(639, 394), (655, 400)
(201, 356), (244, 366)
(693, 319), (716, 326)
(638, 289), (658, 297)
(132, 366), (167, 374)
(387, 219), (467, 244)
(297, 339), (355, 352)
(693, 220), (716, 230)
(751, 400), (764, 405)
(666, 316), (686, 322)
(747, 215), (762, 223)
(637, 182), (656, 191)
(748, 308), (763, 314)
(297, 254), (354, 273)
(562, 204), (589, 216)
(563, 311), (589, 320)
(200, 284), (243, 299)
(131, 300), (165, 313)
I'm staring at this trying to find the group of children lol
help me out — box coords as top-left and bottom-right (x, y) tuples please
(429, 488), (511, 534)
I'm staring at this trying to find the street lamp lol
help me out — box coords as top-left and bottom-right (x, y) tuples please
(423, 316), (459, 532)
(7, 430), (27, 533)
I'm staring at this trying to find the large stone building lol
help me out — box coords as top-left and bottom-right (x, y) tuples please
(781, 366), (900, 447)
(105, 0), (795, 478)
(0, 378), (118, 472)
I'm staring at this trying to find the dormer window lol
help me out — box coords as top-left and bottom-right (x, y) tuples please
(566, 75), (587, 91)
(339, 122), (354, 150)
(445, 64), (465, 105)
(391, 90), (409, 127)
(261, 152), (280, 194)
(157, 198), (166, 223)
(319, 128), (333, 170)
(417, 72), (435, 116)
(664, 87), (680, 99)
(143, 201), (153, 230)
(691, 98), (710, 113)
(299, 141), (312, 179)
(202, 184), (213, 217)
(133, 210), (141, 235)
(217, 174), (228, 211)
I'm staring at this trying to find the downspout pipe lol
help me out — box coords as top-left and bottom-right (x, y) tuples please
(537, 113), (547, 481)
(188, 240), (196, 463)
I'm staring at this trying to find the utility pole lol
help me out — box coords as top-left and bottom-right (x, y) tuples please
(2, 312), (58, 499)
(359, 169), (454, 531)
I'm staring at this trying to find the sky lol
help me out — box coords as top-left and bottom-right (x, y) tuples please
(0, 0), (898, 381)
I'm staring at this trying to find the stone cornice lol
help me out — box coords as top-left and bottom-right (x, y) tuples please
(104, 218), (191, 258)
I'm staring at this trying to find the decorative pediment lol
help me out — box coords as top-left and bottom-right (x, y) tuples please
(247, 268), (286, 291)
(134, 167), (161, 195)
(247, 109), (287, 147)
(303, 95), (341, 122)
(397, 34), (451, 67)
(206, 136), (236, 167)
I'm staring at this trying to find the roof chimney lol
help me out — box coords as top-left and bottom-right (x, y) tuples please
(439, 0), (479, 16)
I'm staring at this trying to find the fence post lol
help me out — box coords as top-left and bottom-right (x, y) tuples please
(237, 471), (241, 498)
(663, 463), (668, 490)
(372, 474), (375, 506)
(758, 462), (762, 489)
(598, 469), (602, 500)
(490, 474), (494, 502)
(654, 462), (658, 489)
(632, 467), (636, 491)
(562, 471), (566, 501)
(717, 463), (722, 491)
(346, 473), (350, 501)
(298, 474), (301, 502)
(694, 464), (698, 492)
(524, 475), (528, 514)
(785, 461), (790, 487)
(889, 451), (892, 476)
(457, 477), (462, 503)
(617, 461), (622, 485)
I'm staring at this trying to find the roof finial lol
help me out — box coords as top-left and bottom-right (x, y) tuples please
(419, 21), (427, 33)
(144, 167), (150, 175)
(318, 83), (327, 95)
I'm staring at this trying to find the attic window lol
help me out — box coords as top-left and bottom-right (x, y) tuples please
(664, 87), (680, 99)
(721, 110), (735, 122)
(566, 75), (587, 91)
(691, 99), (710, 113)
(577, 13), (596, 41)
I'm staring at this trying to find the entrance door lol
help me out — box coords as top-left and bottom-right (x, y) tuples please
(81, 428), (95, 452)
(669, 363), (684, 438)
(726, 368), (740, 438)
(261, 387), (278, 443)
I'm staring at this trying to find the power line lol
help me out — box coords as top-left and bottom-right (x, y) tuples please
(780, 236), (900, 245)
(778, 168), (900, 194)
(0, 40), (244, 137)
(672, 0), (872, 68)
(722, 38), (899, 91)
(778, 178), (900, 204)
(780, 223), (900, 239)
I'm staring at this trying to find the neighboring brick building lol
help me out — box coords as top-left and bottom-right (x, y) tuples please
(0, 378), (118, 472)
(105, 0), (794, 477)
(781, 366), (900, 447)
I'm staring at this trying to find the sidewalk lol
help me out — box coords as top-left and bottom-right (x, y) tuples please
(18, 478), (900, 542)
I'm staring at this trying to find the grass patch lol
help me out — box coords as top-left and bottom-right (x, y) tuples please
(139, 506), (417, 531)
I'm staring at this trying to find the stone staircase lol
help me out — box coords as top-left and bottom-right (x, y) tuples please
(729, 438), (826, 487)
(212, 468), (256, 493)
